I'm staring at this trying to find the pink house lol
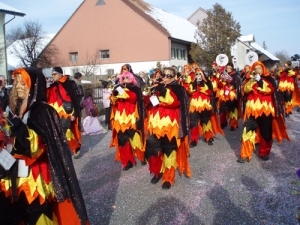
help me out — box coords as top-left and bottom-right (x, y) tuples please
(43, 0), (197, 76)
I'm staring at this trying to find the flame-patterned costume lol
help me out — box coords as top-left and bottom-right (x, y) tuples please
(110, 72), (145, 170)
(217, 63), (242, 130)
(144, 70), (190, 189)
(188, 68), (224, 147)
(47, 75), (82, 156)
(277, 62), (300, 116)
(0, 68), (89, 225)
(238, 62), (290, 162)
(180, 64), (195, 91)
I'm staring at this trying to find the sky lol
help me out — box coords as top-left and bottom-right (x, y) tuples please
(3, 0), (300, 57)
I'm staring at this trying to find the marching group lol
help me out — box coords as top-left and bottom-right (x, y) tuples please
(0, 58), (298, 224)
(107, 60), (298, 190)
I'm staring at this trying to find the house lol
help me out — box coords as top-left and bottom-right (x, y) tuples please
(188, 8), (279, 70)
(187, 7), (207, 27)
(233, 34), (279, 70)
(42, 0), (197, 76)
(0, 2), (25, 77)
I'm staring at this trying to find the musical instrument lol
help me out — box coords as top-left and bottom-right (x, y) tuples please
(216, 54), (229, 66)
(143, 84), (158, 96)
(245, 51), (258, 66)
(250, 70), (258, 80)
(220, 71), (232, 84)
(181, 74), (188, 81)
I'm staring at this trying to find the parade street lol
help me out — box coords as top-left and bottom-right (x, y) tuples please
(74, 111), (300, 225)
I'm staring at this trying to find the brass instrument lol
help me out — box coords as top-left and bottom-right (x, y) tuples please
(250, 70), (257, 80)
(108, 83), (115, 89)
(143, 84), (157, 96)
(181, 74), (188, 81)
(107, 74), (117, 81)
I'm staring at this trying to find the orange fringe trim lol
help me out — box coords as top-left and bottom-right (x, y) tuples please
(162, 167), (176, 185)
(229, 117), (238, 128)
(240, 139), (254, 161)
(272, 115), (290, 143)
(211, 113), (224, 136)
(176, 136), (192, 177)
(203, 130), (213, 142)
(53, 198), (90, 225)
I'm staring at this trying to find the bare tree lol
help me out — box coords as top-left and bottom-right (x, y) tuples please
(6, 20), (58, 68)
(274, 50), (290, 65)
(190, 3), (241, 68)
(71, 50), (101, 76)
(262, 41), (268, 50)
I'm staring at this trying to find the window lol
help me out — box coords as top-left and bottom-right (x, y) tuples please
(177, 49), (182, 60)
(69, 52), (78, 62)
(100, 50), (110, 59)
(171, 48), (176, 59)
(182, 50), (186, 60)
(72, 68), (79, 75)
(107, 69), (114, 75)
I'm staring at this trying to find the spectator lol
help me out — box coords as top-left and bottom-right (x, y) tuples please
(82, 88), (106, 135)
(0, 75), (9, 111)
(47, 67), (82, 159)
(74, 72), (84, 107)
(100, 80), (112, 130)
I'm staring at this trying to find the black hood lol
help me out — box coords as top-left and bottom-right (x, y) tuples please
(24, 67), (47, 109)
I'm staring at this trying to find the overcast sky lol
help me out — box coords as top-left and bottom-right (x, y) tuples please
(3, 0), (300, 57)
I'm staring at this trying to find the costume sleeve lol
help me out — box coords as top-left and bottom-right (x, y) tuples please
(159, 88), (180, 109)
(256, 79), (274, 95)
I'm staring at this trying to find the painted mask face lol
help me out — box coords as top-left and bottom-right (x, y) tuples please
(254, 65), (263, 75)
(15, 74), (29, 99)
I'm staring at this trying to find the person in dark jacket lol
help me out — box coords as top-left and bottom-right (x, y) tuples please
(47, 67), (82, 159)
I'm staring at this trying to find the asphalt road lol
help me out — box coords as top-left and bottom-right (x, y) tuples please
(73, 111), (300, 225)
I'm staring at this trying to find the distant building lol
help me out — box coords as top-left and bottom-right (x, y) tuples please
(42, 0), (197, 76)
(188, 9), (279, 70)
(0, 2), (25, 78)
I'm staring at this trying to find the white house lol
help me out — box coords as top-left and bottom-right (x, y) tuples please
(0, 2), (25, 77)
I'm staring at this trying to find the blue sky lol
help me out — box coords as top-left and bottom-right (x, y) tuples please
(3, 0), (300, 57)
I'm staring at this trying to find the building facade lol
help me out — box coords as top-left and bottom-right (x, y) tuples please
(42, 0), (197, 76)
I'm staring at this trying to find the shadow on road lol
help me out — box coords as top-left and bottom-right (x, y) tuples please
(79, 151), (121, 225)
(208, 183), (254, 224)
(136, 196), (203, 225)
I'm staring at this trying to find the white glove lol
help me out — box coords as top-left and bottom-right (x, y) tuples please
(142, 91), (149, 96)
(255, 74), (261, 81)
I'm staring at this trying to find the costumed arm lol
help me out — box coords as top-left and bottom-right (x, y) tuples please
(158, 88), (180, 109)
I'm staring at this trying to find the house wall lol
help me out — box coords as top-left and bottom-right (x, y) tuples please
(187, 9), (207, 27)
(49, 0), (170, 72)
(0, 13), (6, 76)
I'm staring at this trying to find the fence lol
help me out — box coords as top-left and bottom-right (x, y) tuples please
(82, 83), (104, 116)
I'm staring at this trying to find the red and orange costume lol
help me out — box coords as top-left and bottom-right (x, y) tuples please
(180, 64), (195, 91)
(110, 72), (145, 170)
(144, 68), (191, 189)
(238, 62), (290, 162)
(188, 68), (224, 147)
(277, 61), (300, 116)
(47, 75), (82, 156)
(217, 63), (242, 130)
(0, 68), (89, 225)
